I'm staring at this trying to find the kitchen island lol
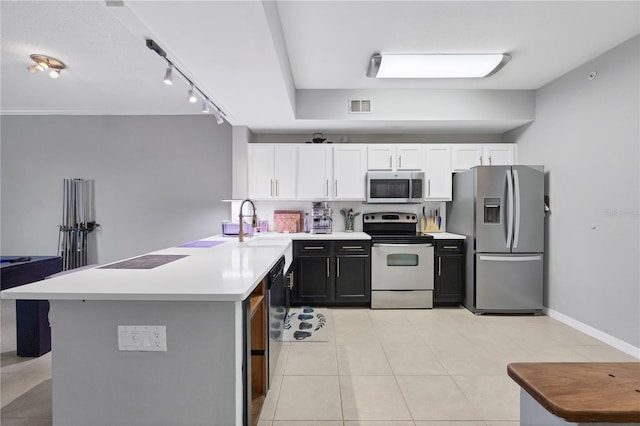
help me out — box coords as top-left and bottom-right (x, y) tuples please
(1, 235), (295, 426)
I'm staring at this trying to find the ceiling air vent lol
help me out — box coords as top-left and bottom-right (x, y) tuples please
(349, 99), (372, 114)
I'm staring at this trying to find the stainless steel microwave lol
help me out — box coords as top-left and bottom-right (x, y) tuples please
(366, 171), (425, 203)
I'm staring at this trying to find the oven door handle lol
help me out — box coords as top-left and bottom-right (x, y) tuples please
(373, 243), (433, 248)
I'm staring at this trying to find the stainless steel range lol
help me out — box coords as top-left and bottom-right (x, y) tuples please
(363, 212), (434, 309)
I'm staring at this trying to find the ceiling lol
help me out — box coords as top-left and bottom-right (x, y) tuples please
(1, 1), (638, 134)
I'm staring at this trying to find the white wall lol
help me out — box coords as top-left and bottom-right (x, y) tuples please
(506, 35), (640, 350)
(1, 115), (232, 264)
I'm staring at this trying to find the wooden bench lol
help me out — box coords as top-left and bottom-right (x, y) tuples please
(508, 362), (640, 425)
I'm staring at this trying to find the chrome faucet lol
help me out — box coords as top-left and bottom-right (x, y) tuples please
(238, 199), (258, 242)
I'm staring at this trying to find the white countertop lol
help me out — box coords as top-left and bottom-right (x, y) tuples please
(425, 232), (466, 240)
(1, 235), (294, 303)
(255, 231), (370, 240)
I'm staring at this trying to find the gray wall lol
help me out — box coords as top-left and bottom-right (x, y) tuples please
(50, 300), (238, 426)
(507, 35), (640, 348)
(1, 115), (232, 264)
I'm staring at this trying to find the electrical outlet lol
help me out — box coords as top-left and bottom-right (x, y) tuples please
(118, 325), (166, 352)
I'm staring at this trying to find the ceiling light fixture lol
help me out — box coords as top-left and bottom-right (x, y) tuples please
(366, 53), (511, 78)
(187, 84), (198, 103)
(213, 109), (224, 125)
(27, 54), (66, 78)
(145, 39), (226, 125)
(163, 64), (173, 85)
(201, 99), (210, 114)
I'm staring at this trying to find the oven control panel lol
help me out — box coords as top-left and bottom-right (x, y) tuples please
(363, 212), (418, 224)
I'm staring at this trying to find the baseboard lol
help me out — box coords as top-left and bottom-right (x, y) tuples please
(544, 307), (640, 359)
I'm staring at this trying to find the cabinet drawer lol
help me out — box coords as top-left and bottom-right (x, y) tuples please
(334, 240), (371, 255)
(435, 240), (464, 254)
(294, 241), (331, 255)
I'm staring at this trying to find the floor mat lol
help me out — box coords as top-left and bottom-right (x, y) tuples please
(283, 307), (328, 342)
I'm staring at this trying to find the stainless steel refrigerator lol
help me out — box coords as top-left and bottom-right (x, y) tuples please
(447, 165), (545, 314)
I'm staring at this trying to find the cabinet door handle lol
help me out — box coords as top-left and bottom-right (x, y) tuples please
(326, 180), (329, 197)
(335, 180), (338, 197)
(276, 179), (279, 196)
(389, 155), (392, 169)
(341, 246), (362, 250)
(337, 258), (340, 277)
(270, 179), (274, 196)
(304, 246), (325, 250)
(479, 156), (483, 165)
(326, 257), (330, 277)
(398, 155), (402, 168)
(488, 156), (492, 165)
(438, 256), (442, 276)
(443, 245), (458, 249)
(428, 179), (431, 196)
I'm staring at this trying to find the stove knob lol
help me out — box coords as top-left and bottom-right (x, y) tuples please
(406, 215), (410, 220)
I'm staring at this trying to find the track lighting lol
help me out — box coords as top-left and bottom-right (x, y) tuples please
(187, 85), (198, 103)
(213, 109), (224, 125)
(27, 54), (65, 79)
(145, 38), (226, 125)
(163, 64), (173, 85)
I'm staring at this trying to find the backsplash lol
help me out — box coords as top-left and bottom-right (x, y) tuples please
(228, 200), (447, 233)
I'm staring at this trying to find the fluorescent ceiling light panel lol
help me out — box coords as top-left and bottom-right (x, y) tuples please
(367, 53), (511, 78)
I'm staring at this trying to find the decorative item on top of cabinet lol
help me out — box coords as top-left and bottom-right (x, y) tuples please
(434, 240), (465, 306)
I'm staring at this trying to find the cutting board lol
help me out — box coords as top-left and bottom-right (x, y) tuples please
(274, 210), (304, 233)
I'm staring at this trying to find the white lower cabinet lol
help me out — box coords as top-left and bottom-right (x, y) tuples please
(297, 145), (332, 199)
(424, 144), (452, 200)
(333, 145), (367, 200)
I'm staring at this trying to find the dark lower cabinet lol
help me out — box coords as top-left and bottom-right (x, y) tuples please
(434, 240), (465, 306)
(292, 240), (370, 306)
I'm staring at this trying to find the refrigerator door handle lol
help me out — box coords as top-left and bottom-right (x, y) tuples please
(479, 255), (542, 262)
(513, 169), (521, 249)
(506, 169), (514, 249)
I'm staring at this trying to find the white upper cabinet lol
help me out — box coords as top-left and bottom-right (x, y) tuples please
(248, 144), (297, 199)
(451, 144), (517, 170)
(367, 145), (395, 170)
(451, 144), (483, 171)
(333, 145), (367, 200)
(367, 144), (423, 170)
(483, 144), (517, 166)
(424, 144), (452, 201)
(297, 145), (333, 200)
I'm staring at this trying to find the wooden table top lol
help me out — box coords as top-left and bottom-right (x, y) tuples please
(507, 362), (640, 423)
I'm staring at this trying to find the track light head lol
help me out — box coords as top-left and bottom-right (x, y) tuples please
(201, 100), (210, 113)
(163, 64), (173, 85)
(49, 69), (61, 79)
(188, 85), (197, 103)
(213, 109), (224, 125)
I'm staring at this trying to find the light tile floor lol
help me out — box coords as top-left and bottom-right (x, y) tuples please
(1, 300), (637, 425)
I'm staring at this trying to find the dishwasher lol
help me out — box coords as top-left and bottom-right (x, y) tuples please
(266, 256), (288, 387)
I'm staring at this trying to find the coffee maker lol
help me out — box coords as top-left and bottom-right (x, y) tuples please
(311, 202), (332, 234)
